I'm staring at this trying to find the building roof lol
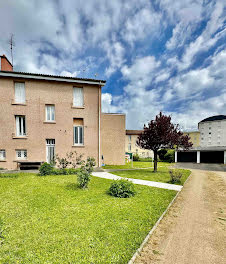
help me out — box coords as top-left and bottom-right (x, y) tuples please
(199, 115), (226, 123)
(178, 146), (226, 151)
(126, 130), (143, 135)
(0, 70), (106, 86)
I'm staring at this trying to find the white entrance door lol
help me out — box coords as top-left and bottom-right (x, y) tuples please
(46, 139), (55, 164)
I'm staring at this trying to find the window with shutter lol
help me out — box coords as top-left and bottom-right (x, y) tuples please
(73, 87), (84, 107)
(15, 82), (25, 103)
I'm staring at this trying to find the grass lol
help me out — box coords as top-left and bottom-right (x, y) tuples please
(111, 167), (191, 185)
(103, 161), (171, 170)
(0, 173), (176, 263)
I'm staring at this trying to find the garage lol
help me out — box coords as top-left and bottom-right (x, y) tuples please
(177, 151), (196, 162)
(200, 151), (224, 164)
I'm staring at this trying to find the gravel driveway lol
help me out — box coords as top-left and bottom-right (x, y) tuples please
(135, 169), (226, 264)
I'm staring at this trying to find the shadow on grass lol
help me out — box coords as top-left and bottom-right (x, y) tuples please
(0, 173), (18, 178)
(65, 183), (80, 190)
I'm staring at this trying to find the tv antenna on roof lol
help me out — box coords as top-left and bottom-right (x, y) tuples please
(9, 34), (15, 66)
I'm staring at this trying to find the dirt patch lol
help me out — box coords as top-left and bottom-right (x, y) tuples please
(135, 170), (226, 264)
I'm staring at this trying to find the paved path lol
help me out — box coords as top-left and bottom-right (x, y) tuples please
(92, 172), (182, 191)
(135, 169), (226, 264)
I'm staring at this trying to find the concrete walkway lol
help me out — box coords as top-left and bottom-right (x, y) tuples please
(92, 172), (182, 191)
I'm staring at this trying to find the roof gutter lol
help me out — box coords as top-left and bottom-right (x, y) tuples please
(0, 71), (106, 86)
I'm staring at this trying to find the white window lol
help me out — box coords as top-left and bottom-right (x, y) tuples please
(45, 105), (55, 121)
(15, 82), (25, 103)
(16, 116), (26, 136)
(73, 87), (84, 107)
(74, 126), (83, 145)
(16, 150), (27, 160)
(128, 135), (131, 141)
(128, 143), (131, 151)
(0, 150), (6, 160)
(46, 139), (55, 164)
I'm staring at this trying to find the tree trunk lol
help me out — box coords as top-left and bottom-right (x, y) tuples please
(154, 150), (158, 172)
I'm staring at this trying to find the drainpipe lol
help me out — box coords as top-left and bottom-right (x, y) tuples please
(224, 150), (226, 165)
(98, 85), (101, 167)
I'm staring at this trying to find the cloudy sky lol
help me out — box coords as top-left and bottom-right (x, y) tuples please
(0, 0), (225, 131)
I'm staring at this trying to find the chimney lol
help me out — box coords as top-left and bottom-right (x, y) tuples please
(0, 54), (13, 71)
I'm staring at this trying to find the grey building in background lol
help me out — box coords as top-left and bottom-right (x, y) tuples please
(176, 115), (226, 164)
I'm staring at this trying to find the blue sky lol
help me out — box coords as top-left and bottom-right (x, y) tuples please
(0, 0), (225, 130)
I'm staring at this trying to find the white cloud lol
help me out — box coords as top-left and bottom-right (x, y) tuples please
(104, 41), (125, 77)
(178, 1), (226, 71)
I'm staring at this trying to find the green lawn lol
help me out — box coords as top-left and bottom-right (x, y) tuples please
(103, 161), (171, 170)
(0, 173), (176, 263)
(111, 167), (191, 185)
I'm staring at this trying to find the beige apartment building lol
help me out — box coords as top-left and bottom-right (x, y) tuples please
(101, 113), (125, 165)
(183, 131), (200, 147)
(125, 130), (153, 158)
(0, 55), (125, 169)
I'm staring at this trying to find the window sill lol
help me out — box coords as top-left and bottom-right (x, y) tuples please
(13, 160), (27, 162)
(11, 102), (27, 106)
(12, 136), (28, 139)
(72, 144), (85, 148)
(0, 160), (6, 162)
(71, 106), (85, 109)
(43, 121), (56, 124)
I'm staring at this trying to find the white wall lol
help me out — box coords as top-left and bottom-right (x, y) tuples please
(199, 120), (226, 147)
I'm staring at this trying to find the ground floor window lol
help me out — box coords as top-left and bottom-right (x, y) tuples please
(0, 150), (6, 160)
(16, 150), (27, 160)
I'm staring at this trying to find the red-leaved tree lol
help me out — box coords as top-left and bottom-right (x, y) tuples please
(136, 112), (193, 172)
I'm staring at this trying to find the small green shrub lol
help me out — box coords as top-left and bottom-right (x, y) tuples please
(77, 169), (91, 189)
(164, 149), (175, 163)
(77, 157), (96, 189)
(138, 157), (153, 162)
(157, 149), (167, 161)
(133, 154), (140, 161)
(39, 163), (78, 176)
(169, 169), (182, 183)
(108, 179), (136, 198)
(39, 163), (53, 176)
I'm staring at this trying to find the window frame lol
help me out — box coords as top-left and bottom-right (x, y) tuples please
(0, 150), (6, 160)
(14, 82), (26, 104)
(73, 125), (84, 145)
(15, 115), (26, 137)
(73, 87), (84, 107)
(16, 149), (27, 160)
(45, 105), (55, 122)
